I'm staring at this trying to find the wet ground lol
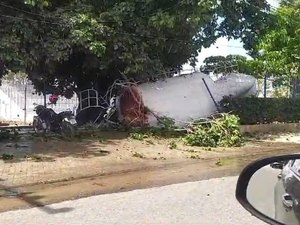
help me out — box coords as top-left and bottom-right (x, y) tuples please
(0, 131), (300, 212)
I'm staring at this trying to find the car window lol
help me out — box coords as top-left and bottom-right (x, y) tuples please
(289, 160), (300, 177)
(291, 160), (300, 168)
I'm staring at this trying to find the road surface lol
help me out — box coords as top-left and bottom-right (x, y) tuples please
(0, 176), (266, 225)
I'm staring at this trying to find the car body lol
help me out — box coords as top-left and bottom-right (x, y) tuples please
(274, 159), (300, 224)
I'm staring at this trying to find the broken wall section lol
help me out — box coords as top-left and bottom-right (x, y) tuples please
(118, 72), (257, 127)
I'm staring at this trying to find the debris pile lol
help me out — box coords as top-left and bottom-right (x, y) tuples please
(78, 72), (257, 129)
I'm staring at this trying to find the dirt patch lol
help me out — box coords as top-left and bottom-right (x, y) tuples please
(0, 131), (300, 212)
(262, 133), (300, 143)
(0, 132), (237, 187)
(0, 132), (299, 187)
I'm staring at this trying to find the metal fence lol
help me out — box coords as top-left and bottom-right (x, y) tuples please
(0, 80), (78, 124)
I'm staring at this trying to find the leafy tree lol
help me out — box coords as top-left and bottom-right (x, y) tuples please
(200, 54), (263, 77)
(256, 1), (300, 96)
(200, 56), (229, 75)
(0, 0), (272, 96)
(280, 0), (300, 7)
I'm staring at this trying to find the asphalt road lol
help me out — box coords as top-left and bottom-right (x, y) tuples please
(0, 176), (266, 225)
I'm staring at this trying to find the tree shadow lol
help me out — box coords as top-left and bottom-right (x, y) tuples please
(0, 130), (129, 163)
(0, 184), (74, 214)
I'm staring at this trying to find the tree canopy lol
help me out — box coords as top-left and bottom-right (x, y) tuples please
(0, 0), (272, 94)
(200, 54), (265, 78)
(256, 1), (300, 80)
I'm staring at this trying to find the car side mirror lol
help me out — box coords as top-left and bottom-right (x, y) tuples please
(236, 154), (300, 225)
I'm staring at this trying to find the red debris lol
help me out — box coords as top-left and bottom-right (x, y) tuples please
(119, 85), (149, 127)
(49, 94), (59, 104)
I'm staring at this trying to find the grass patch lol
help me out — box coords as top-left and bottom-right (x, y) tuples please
(129, 133), (148, 141)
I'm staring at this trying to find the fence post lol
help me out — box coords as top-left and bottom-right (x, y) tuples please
(24, 81), (27, 124)
(263, 74), (267, 98)
(43, 81), (47, 107)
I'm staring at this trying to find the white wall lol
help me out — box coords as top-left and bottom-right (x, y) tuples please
(138, 72), (257, 126)
(0, 81), (78, 124)
(0, 89), (24, 122)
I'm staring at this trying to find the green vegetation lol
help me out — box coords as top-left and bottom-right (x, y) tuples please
(200, 55), (262, 77)
(129, 116), (182, 139)
(4, 0), (298, 150)
(129, 132), (148, 141)
(220, 96), (300, 125)
(0, 0), (271, 94)
(129, 114), (243, 148)
(256, 1), (300, 87)
(201, 1), (300, 98)
(184, 114), (243, 147)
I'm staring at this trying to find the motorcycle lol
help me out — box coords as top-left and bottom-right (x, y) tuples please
(33, 105), (77, 136)
(236, 154), (300, 225)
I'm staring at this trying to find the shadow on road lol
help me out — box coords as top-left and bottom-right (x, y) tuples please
(0, 184), (74, 214)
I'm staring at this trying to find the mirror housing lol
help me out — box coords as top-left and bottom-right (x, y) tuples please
(236, 154), (300, 225)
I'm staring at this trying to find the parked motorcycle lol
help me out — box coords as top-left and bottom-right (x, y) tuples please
(33, 105), (77, 136)
(236, 154), (300, 225)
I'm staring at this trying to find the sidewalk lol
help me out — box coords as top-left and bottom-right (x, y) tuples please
(0, 132), (299, 189)
(0, 132), (189, 188)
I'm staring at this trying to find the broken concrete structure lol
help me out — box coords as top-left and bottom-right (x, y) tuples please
(117, 72), (257, 127)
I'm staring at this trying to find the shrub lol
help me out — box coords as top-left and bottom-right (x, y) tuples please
(220, 96), (300, 125)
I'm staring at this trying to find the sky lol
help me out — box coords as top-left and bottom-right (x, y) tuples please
(182, 0), (280, 72)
